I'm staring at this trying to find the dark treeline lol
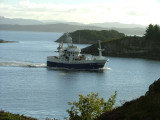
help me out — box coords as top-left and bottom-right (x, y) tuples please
(145, 24), (160, 42)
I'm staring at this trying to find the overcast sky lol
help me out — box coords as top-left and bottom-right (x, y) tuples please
(0, 0), (160, 25)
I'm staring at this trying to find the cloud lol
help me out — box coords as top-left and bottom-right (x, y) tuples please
(0, 0), (160, 25)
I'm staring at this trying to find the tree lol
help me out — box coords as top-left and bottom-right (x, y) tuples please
(145, 24), (160, 42)
(66, 91), (117, 120)
(153, 24), (160, 41)
(145, 24), (154, 40)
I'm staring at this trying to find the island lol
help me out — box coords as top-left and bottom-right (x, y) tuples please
(82, 24), (160, 60)
(0, 39), (18, 43)
(55, 30), (125, 44)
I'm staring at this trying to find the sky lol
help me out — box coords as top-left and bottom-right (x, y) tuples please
(0, 0), (160, 25)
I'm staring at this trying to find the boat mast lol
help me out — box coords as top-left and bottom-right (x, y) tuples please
(79, 31), (80, 44)
(98, 40), (104, 57)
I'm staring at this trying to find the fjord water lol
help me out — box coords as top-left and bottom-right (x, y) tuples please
(0, 31), (160, 119)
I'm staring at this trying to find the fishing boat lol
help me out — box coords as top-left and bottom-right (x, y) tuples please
(47, 34), (109, 70)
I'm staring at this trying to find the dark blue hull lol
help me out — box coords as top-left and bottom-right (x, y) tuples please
(47, 61), (105, 70)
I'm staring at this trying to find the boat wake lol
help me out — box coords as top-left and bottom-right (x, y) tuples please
(0, 61), (46, 68)
(103, 67), (111, 70)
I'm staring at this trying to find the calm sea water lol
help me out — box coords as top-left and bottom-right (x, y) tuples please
(0, 31), (160, 119)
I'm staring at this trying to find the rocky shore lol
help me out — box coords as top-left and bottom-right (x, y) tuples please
(81, 36), (160, 60)
(97, 78), (160, 120)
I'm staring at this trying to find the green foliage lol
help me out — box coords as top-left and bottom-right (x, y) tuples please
(70, 30), (125, 43)
(145, 24), (160, 42)
(66, 91), (117, 120)
(0, 110), (37, 120)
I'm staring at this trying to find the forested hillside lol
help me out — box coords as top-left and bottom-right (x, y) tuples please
(56, 30), (125, 44)
(82, 24), (160, 60)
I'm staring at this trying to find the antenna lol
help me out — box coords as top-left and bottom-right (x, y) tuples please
(79, 31), (80, 44)
(98, 40), (104, 57)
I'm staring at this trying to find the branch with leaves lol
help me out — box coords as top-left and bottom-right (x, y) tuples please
(67, 91), (117, 120)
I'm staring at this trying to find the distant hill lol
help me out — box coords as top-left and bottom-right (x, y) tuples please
(0, 24), (145, 35)
(0, 24), (106, 32)
(0, 16), (85, 26)
(0, 16), (43, 25)
(42, 20), (85, 26)
(56, 30), (125, 44)
(0, 16), (146, 28)
(89, 22), (146, 28)
(0, 16), (146, 35)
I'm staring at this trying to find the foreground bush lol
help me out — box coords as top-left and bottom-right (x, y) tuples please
(67, 91), (117, 120)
